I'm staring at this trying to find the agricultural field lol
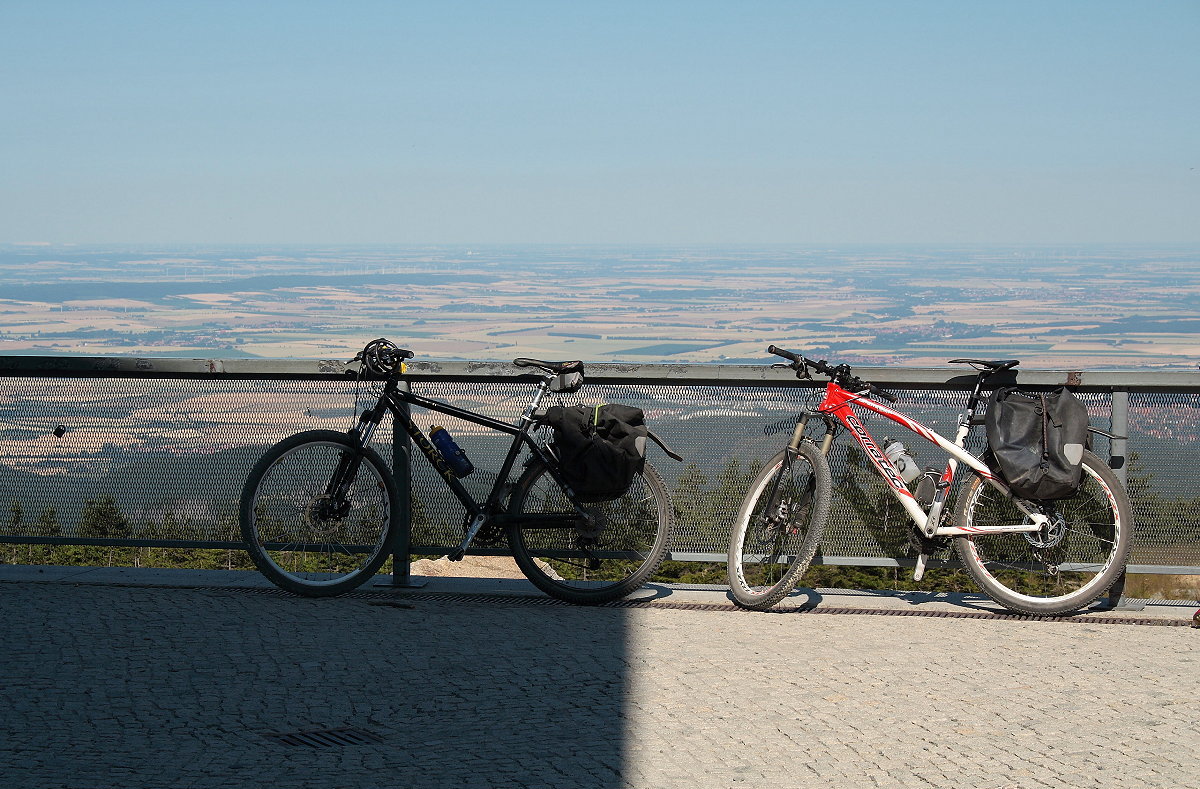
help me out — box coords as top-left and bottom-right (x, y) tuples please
(0, 243), (1196, 369)
(1, 243), (1197, 574)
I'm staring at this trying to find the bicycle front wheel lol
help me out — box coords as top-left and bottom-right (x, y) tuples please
(954, 449), (1132, 616)
(240, 430), (398, 597)
(506, 460), (673, 605)
(727, 443), (832, 610)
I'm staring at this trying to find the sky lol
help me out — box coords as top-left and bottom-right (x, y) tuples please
(1, 0), (1197, 245)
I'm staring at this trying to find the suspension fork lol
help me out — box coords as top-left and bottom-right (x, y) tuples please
(748, 410), (835, 544)
(769, 409), (834, 512)
(788, 410), (837, 456)
(324, 383), (392, 501)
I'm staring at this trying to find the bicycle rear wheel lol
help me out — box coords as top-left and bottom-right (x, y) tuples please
(506, 460), (673, 605)
(954, 449), (1132, 615)
(727, 443), (831, 610)
(240, 430), (398, 597)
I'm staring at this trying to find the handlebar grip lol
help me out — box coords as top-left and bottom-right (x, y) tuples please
(767, 345), (802, 363)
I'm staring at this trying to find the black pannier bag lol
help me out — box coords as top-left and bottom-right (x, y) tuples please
(985, 386), (1089, 500)
(543, 403), (648, 503)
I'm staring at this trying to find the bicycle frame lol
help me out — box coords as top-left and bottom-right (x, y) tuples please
(800, 381), (1048, 540)
(346, 375), (586, 557)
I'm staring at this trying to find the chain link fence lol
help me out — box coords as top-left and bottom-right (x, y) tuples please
(1, 361), (1197, 573)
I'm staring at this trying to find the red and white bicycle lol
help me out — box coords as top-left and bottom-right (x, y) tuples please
(726, 345), (1132, 615)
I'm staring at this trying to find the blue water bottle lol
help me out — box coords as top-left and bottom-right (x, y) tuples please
(429, 426), (474, 478)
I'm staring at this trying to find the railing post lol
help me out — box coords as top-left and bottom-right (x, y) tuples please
(1110, 390), (1129, 487)
(1102, 390), (1133, 609)
(378, 381), (426, 588)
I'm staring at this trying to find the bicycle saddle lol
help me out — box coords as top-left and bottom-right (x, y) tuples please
(513, 358), (584, 375)
(948, 358), (1019, 372)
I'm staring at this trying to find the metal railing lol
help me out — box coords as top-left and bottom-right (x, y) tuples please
(1, 353), (1199, 575)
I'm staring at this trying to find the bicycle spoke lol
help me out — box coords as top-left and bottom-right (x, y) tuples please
(727, 445), (831, 610)
(242, 434), (394, 595)
(508, 461), (672, 604)
(955, 451), (1130, 614)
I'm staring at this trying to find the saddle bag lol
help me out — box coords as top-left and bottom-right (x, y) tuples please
(985, 386), (1089, 501)
(543, 403), (648, 503)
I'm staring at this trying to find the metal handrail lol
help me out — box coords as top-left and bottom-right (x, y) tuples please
(3, 353), (1198, 390)
(2, 354), (1198, 579)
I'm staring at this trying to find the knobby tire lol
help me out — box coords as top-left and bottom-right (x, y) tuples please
(507, 460), (673, 605)
(955, 449), (1132, 615)
(727, 443), (832, 610)
(240, 430), (398, 597)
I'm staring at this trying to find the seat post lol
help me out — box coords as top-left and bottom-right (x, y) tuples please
(965, 370), (991, 418)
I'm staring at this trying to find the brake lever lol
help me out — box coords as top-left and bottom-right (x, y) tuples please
(771, 361), (811, 381)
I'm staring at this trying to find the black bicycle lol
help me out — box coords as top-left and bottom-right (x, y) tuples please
(239, 338), (676, 604)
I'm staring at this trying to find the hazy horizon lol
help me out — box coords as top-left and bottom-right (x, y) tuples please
(1, 243), (1196, 370)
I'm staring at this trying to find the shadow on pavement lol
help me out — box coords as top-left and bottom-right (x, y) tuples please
(0, 576), (632, 789)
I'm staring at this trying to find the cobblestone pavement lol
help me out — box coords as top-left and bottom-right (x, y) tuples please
(1, 572), (1197, 789)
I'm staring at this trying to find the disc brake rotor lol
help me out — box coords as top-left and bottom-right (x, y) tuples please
(303, 496), (347, 537)
(1025, 511), (1067, 550)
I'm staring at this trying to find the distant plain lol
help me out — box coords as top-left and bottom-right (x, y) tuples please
(0, 243), (1196, 370)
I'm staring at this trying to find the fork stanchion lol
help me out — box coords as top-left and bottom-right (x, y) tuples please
(378, 382), (426, 589)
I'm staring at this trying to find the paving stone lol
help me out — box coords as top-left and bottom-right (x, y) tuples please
(1, 577), (1198, 788)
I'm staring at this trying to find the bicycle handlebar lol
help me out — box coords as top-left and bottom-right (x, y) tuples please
(766, 344), (801, 364)
(354, 338), (414, 375)
(767, 345), (899, 403)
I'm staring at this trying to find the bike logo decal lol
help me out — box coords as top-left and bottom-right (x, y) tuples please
(410, 425), (459, 483)
(844, 412), (912, 496)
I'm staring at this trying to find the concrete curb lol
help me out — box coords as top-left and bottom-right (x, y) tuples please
(2, 563), (1195, 620)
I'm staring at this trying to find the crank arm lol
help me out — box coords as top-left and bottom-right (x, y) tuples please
(448, 512), (488, 561)
(913, 553), (929, 582)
